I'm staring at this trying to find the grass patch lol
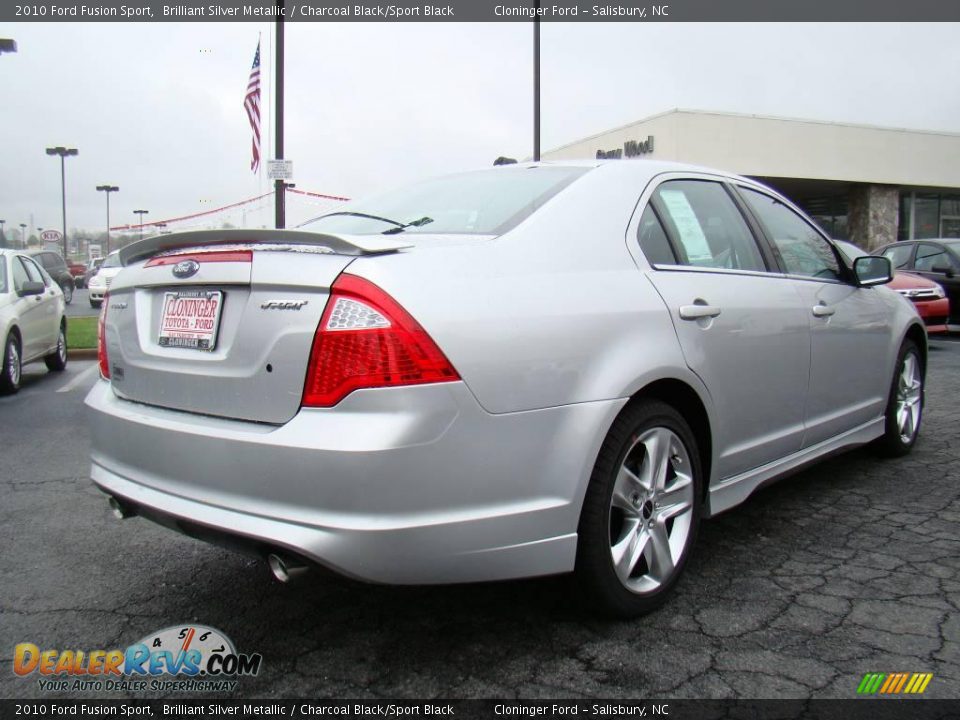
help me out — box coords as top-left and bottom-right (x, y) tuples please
(67, 316), (98, 349)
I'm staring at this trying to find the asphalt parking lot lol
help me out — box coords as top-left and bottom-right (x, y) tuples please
(65, 287), (100, 318)
(1, 339), (958, 701)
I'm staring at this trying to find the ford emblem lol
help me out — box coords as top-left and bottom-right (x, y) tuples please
(172, 259), (200, 279)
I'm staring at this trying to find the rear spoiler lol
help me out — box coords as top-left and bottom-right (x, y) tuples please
(119, 229), (413, 266)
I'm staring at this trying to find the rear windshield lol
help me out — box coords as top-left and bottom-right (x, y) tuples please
(300, 166), (589, 236)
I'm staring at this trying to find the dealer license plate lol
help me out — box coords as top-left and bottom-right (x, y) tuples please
(158, 290), (223, 351)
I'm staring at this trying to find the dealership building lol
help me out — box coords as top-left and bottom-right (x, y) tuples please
(542, 109), (960, 250)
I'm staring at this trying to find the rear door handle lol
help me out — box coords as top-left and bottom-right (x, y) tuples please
(679, 304), (722, 320)
(812, 304), (835, 318)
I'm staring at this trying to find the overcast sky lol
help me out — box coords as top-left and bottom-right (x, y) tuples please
(2, 21), (959, 238)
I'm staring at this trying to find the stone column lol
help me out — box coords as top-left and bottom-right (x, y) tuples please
(847, 184), (900, 251)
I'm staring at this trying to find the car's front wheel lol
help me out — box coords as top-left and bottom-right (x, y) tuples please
(62, 282), (74, 305)
(90, 299), (102, 309)
(1, 332), (22, 395)
(576, 399), (702, 618)
(45, 322), (68, 372)
(875, 338), (924, 457)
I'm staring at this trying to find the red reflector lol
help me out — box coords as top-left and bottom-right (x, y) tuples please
(302, 274), (459, 408)
(145, 250), (253, 267)
(98, 291), (110, 379)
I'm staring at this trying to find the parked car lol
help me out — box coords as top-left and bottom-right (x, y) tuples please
(83, 257), (105, 290)
(27, 249), (74, 304)
(68, 261), (87, 288)
(834, 240), (950, 335)
(86, 162), (925, 617)
(877, 239), (960, 331)
(1, 249), (68, 393)
(86, 251), (123, 308)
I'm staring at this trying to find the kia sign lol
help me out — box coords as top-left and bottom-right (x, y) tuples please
(40, 229), (63, 244)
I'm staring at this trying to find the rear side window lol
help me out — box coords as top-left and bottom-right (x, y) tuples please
(652, 180), (766, 272)
(740, 188), (841, 281)
(637, 205), (676, 265)
(882, 243), (914, 269)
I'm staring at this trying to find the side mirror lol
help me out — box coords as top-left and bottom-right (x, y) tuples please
(18, 280), (45, 297)
(853, 256), (893, 287)
(931, 264), (955, 278)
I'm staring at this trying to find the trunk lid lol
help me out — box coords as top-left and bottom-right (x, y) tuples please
(103, 230), (411, 424)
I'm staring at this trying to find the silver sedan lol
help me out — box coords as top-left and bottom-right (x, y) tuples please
(86, 161), (925, 617)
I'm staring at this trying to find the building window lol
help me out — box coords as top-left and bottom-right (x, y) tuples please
(898, 193), (912, 241)
(798, 195), (849, 241)
(914, 193), (940, 239)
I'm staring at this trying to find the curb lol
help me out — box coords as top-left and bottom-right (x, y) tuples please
(68, 348), (98, 360)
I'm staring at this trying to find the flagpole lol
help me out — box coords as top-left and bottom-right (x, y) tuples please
(274, 1), (285, 229)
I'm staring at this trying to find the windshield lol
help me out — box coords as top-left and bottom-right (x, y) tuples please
(301, 166), (590, 236)
(0, 258), (7, 294)
(942, 239), (960, 252)
(101, 252), (122, 269)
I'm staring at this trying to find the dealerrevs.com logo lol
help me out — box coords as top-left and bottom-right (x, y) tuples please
(13, 625), (262, 693)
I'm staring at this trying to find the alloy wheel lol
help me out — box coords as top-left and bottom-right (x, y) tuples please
(8, 339), (20, 387)
(895, 352), (922, 444)
(608, 427), (695, 594)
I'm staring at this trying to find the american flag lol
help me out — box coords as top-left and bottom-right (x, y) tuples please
(244, 41), (261, 173)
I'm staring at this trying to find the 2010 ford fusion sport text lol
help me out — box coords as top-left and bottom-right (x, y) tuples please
(86, 161), (926, 617)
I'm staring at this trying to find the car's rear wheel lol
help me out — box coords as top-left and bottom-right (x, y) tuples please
(45, 322), (68, 372)
(875, 338), (924, 457)
(1, 333), (22, 395)
(90, 299), (101, 309)
(576, 399), (702, 618)
(63, 282), (74, 304)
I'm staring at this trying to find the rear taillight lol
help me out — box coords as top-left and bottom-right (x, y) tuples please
(302, 274), (459, 407)
(98, 292), (109, 379)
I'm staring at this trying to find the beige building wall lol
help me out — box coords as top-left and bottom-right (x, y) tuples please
(543, 110), (960, 189)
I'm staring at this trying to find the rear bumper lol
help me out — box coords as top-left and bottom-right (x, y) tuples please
(85, 380), (624, 584)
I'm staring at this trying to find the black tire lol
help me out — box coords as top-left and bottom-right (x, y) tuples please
(0, 332), (22, 395)
(575, 399), (703, 618)
(874, 338), (924, 457)
(90, 299), (102, 309)
(62, 281), (74, 305)
(44, 321), (68, 372)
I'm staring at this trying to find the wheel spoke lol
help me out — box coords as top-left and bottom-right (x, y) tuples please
(643, 428), (673, 493)
(644, 523), (674, 582)
(612, 465), (644, 513)
(611, 521), (646, 582)
(657, 473), (693, 521)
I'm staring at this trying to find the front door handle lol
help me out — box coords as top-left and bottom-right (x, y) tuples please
(812, 304), (835, 317)
(679, 304), (722, 320)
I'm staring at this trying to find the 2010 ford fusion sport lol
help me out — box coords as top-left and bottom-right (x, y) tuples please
(86, 161), (926, 617)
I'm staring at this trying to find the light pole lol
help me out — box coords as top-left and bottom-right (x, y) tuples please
(19, 223), (27, 248)
(0, 220), (5, 247)
(46, 146), (78, 259)
(133, 209), (149, 242)
(96, 185), (120, 254)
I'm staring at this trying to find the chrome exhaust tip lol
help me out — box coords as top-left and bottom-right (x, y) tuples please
(267, 553), (308, 583)
(108, 496), (135, 520)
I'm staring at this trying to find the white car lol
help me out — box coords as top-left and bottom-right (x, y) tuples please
(87, 251), (124, 308)
(1, 249), (68, 393)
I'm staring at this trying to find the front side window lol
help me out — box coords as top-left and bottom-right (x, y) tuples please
(11, 257), (29, 293)
(20, 256), (47, 285)
(740, 188), (841, 280)
(914, 244), (951, 272)
(652, 180), (765, 272)
(882, 243), (914, 270)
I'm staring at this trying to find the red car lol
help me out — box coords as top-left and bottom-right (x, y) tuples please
(68, 261), (87, 288)
(836, 240), (949, 334)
